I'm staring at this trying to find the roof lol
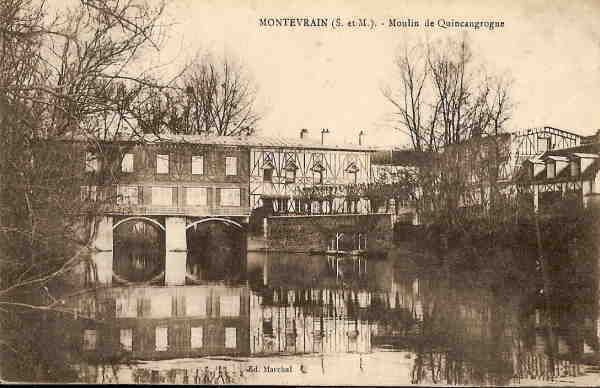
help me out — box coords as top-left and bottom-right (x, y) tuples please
(60, 133), (381, 152)
(544, 155), (569, 162)
(541, 142), (600, 157)
(571, 152), (599, 159)
(509, 126), (583, 140)
(371, 150), (434, 166)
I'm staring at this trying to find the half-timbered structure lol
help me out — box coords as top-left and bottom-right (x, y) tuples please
(247, 137), (376, 215)
(61, 134), (381, 286)
(506, 127), (582, 180)
(515, 142), (600, 211)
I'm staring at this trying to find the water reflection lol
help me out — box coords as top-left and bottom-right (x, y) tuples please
(50, 251), (597, 385)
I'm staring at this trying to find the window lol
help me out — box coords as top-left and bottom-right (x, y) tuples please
(285, 168), (296, 183)
(80, 185), (98, 202)
(192, 155), (204, 175)
(225, 156), (237, 176)
(571, 160), (580, 177)
(122, 153), (134, 173)
(546, 162), (556, 179)
(191, 327), (203, 349)
(187, 187), (208, 206)
(83, 329), (97, 350)
(537, 137), (552, 152)
(220, 188), (241, 206)
(116, 297), (137, 318)
(314, 171), (323, 185)
(137, 297), (152, 317)
(120, 329), (133, 352)
(312, 161), (325, 184)
(152, 187), (173, 206)
(156, 154), (169, 174)
(155, 326), (168, 351)
(346, 162), (359, 183)
(187, 296), (207, 317)
(118, 185), (138, 205)
(151, 293), (171, 318)
(172, 295), (186, 317)
(263, 168), (273, 182)
(220, 295), (240, 317)
(85, 152), (99, 172)
(225, 327), (237, 349)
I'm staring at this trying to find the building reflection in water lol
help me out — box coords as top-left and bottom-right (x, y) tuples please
(65, 250), (589, 385)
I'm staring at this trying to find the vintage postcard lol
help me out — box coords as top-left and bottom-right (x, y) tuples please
(1, 0), (599, 385)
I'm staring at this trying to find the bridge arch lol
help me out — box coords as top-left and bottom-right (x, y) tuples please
(113, 217), (165, 283)
(113, 216), (165, 231)
(186, 217), (244, 231)
(186, 217), (246, 283)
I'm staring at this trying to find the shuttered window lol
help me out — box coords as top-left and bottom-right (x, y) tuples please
(122, 153), (134, 173)
(137, 298), (152, 317)
(152, 187), (173, 206)
(116, 297), (137, 318)
(118, 185), (139, 205)
(220, 188), (240, 206)
(220, 295), (240, 317)
(187, 295), (207, 317)
(187, 187), (208, 206)
(225, 327), (237, 349)
(192, 155), (204, 175)
(191, 327), (203, 349)
(225, 156), (237, 176)
(120, 328), (133, 352)
(172, 295), (186, 317)
(156, 154), (169, 174)
(155, 327), (168, 351)
(151, 292), (171, 318)
(80, 185), (99, 202)
(83, 329), (97, 350)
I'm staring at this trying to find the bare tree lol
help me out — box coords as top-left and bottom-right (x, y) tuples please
(381, 36), (515, 229)
(0, 0), (170, 379)
(382, 36), (513, 152)
(170, 53), (261, 136)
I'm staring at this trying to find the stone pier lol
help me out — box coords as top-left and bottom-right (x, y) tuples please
(91, 216), (113, 285)
(165, 217), (187, 285)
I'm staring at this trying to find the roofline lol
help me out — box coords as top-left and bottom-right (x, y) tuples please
(51, 134), (383, 152)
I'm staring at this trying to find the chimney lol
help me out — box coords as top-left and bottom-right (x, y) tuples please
(300, 128), (308, 139)
(321, 128), (330, 145)
(358, 130), (365, 146)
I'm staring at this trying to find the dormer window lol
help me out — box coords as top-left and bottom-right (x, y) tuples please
(570, 159), (580, 177)
(546, 162), (555, 179)
(545, 156), (569, 179)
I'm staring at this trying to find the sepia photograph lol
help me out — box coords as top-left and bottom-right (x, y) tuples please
(1, 0), (599, 385)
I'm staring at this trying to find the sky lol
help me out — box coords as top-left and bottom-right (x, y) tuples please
(150, 0), (599, 146)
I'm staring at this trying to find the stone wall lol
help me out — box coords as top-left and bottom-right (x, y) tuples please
(265, 213), (393, 252)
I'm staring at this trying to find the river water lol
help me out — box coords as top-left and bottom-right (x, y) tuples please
(7, 250), (600, 385)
